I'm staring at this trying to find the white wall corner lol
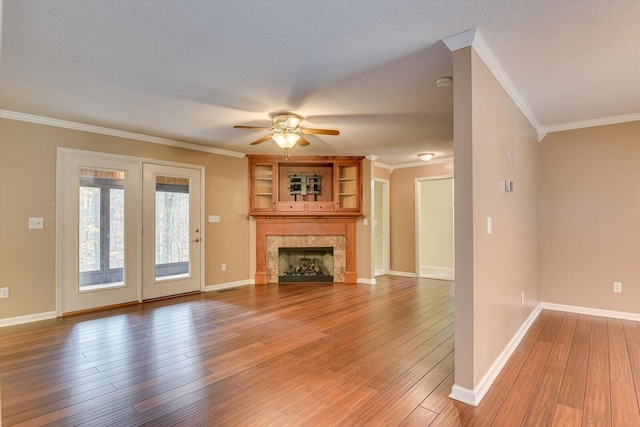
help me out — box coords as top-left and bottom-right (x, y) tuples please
(365, 155), (378, 161)
(450, 303), (542, 406)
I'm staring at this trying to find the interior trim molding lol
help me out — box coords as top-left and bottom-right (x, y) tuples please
(449, 385), (477, 407)
(540, 112), (640, 136)
(541, 301), (640, 322)
(374, 161), (391, 171)
(357, 278), (377, 285)
(450, 303), (542, 406)
(442, 29), (543, 141)
(388, 270), (417, 278)
(204, 279), (253, 293)
(0, 311), (58, 328)
(0, 110), (246, 159)
(420, 265), (455, 281)
(389, 157), (454, 172)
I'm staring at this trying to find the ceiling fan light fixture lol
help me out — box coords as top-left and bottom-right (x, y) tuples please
(418, 153), (434, 162)
(272, 132), (300, 149)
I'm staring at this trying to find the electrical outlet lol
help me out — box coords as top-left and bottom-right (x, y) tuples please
(221, 264), (227, 271)
(521, 291), (525, 304)
(0, 287), (9, 299)
(613, 282), (622, 293)
(487, 217), (492, 234)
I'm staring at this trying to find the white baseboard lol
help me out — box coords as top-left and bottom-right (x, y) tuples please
(357, 278), (377, 285)
(420, 265), (455, 281)
(388, 270), (417, 278)
(541, 302), (640, 322)
(374, 269), (386, 277)
(204, 279), (253, 292)
(449, 385), (478, 407)
(450, 303), (543, 406)
(0, 311), (58, 328)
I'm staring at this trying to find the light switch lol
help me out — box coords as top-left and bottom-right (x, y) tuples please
(208, 215), (220, 223)
(363, 218), (368, 226)
(487, 217), (492, 234)
(29, 217), (44, 229)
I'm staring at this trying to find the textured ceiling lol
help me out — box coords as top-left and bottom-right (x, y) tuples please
(1, 1), (639, 165)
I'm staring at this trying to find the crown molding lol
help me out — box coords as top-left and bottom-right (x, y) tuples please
(0, 110), (246, 158)
(442, 28), (477, 51)
(373, 161), (391, 171)
(365, 154), (378, 161)
(388, 156), (454, 172)
(442, 29), (543, 140)
(540, 112), (640, 136)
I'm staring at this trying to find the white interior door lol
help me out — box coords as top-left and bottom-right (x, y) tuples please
(142, 164), (202, 300)
(58, 150), (141, 314)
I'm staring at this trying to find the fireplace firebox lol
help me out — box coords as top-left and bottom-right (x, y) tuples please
(278, 247), (334, 283)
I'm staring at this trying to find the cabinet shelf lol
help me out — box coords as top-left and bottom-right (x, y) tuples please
(248, 155), (363, 216)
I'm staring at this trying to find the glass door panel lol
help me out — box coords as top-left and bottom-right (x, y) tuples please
(78, 168), (125, 291)
(155, 176), (190, 280)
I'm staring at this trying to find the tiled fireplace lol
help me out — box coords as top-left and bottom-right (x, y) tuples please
(254, 217), (357, 284)
(269, 237), (344, 283)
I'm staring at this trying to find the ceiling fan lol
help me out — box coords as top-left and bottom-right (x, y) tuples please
(233, 114), (339, 153)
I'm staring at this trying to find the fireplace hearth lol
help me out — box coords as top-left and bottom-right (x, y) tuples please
(279, 247), (333, 283)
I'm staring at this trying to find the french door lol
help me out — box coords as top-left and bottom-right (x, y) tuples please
(57, 150), (203, 314)
(58, 152), (142, 314)
(142, 164), (202, 300)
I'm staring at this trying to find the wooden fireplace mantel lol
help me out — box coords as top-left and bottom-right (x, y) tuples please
(254, 217), (357, 284)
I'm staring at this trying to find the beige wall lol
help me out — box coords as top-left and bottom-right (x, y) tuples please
(453, 47), (540, 390)
(540, 121), (640, 314)
(420, 178), (454, 269)
(389, 162), (454, 274)
(0, 118), (249, 319)
(374, 165), (390, 180)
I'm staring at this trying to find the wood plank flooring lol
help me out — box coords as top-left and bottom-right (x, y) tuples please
(1, 275), (639, 426)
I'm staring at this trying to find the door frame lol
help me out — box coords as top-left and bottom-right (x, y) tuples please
(373, 178), (390, 276)
(415, 175), (454, 280)
(56, 148), (205, 316)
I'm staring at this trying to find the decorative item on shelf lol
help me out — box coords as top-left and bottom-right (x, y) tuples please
(288, 173), (322, 201)
(418, 153), (434, 162)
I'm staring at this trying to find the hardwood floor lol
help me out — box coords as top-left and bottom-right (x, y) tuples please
(1, 275), (639, 426)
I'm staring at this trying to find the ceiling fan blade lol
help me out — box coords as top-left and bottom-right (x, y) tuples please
(233, 125), (272, 131)
(297, 136), (310, 146)
(249, 135), (273, 145)
(301, 128), (340, 135)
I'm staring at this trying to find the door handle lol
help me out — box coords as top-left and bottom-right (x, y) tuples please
(192, 237), (201, 243)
